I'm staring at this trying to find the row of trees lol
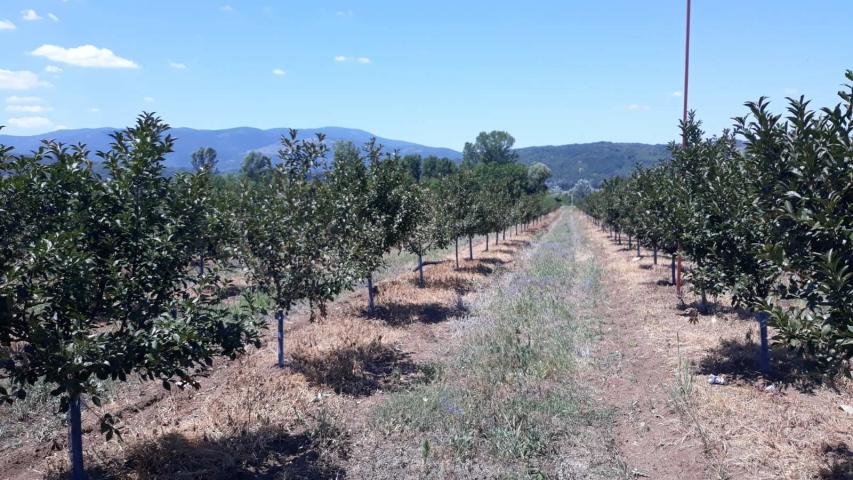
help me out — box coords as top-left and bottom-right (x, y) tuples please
(0, 118), (557, 478)
(581, 71), (853, 374)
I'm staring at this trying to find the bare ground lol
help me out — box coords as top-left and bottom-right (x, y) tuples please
(578, 212), (853, 480)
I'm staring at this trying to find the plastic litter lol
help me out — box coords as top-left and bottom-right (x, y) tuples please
(708, 374), (726, 385)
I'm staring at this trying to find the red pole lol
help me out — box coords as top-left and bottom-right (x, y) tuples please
(676, 0), (691, 300)
(682, 0), (691, 128)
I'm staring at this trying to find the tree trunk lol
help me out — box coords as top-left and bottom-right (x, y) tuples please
(502, 229), (506, 241)
(198, 256), (204, 276)
(69, 393), (86, 480)
(676, 253), (683, 298)
(670, 254), (676, 286)
(756, 311), (771, 374)
(653, 246), (658, 265)
(276, 310), (286, 368)
(636, 241), (640, 257)
(628, 235), (632, 249)
(485, 233), (489, 251)
(468, 236), (473, 260)
(417, 254), (425, 288)
(454, 238), (459, 269)
(366, 275), (375, 314)
(700, 290), (708, 314)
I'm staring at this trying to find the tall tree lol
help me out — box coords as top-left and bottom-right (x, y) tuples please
(191, 146), (218, 172)
(241, 151), (272, 181)
(422, 155), (458, 179)
(526, 162), (552, 192)
(468, 131), (519, 165)
(402, 153), (423, 183)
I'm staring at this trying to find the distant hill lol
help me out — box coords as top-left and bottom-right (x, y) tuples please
(0, 126), (462, 173)
(516, 142), (671, 188)
(1, 128), (670, 185)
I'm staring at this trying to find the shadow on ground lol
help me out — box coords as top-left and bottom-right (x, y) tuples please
(406, 275), (475, 294)
(819, 442), (853, 479)
(479, 257), (509, 266)
(290, 339), (437, 397)
(370, 299), (467, 326)
(457, 264), (493, 276)
(59, 426), (347, 480)
(696, 337), (834, 393)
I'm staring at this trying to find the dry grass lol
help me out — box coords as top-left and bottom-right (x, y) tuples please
(0, 216), (558, 480)
(578, 212), (853, 480)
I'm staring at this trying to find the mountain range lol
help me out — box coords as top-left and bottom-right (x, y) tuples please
(0, 126), (671, 186)
(0, 126), (461, 173)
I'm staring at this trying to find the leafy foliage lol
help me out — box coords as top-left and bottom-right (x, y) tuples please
(581, 72), (853, 372)
(237, 130), (355, 318)
(463, 131), (519, 167)
(191, 146), (218, 172)
(0, 113), (263, 425)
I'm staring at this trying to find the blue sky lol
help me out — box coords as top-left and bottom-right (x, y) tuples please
(1, 1), (851, 149)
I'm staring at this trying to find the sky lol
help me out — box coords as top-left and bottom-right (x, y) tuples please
(1, 1), (851, 149)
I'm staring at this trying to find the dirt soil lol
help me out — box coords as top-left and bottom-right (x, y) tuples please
(579, 213), (853, 480)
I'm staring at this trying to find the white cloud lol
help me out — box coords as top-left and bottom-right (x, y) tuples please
(48, 13), (59, 22)
(31, 44), (140, 69)
(45, 65), (63, 73)
(272, 68), (286, 76)
(7, 116), (52, 129)
(169, 61), (187, 70)
(89, 107), (100, 112)
(21, 9), (42, 21)
(0, 19), (15, 30)
(5, 95), (44, 104)
(54, 124), (68, 130)
(336, 10), (353, 16)
(335, 55), (371, 64)
(671, 91), (682, 97)
(220, 5), (233, 12)
(143, 96), (154, 103)
(6, 104), (52, 113)
(0, 70), (51, 90)
(625, 104), (651, 111)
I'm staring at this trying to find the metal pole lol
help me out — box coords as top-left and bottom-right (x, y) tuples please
(276, 310), (285, 368)
(676, 0), (691, 300)
(68, 394), (86, 480)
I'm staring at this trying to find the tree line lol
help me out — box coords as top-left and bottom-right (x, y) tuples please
(0, 117), (557, 478)
(580, 71), (853, 375)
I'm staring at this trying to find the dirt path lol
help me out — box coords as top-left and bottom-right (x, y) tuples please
(578, 211), (853, 480)
(580, 214), (709, 479)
